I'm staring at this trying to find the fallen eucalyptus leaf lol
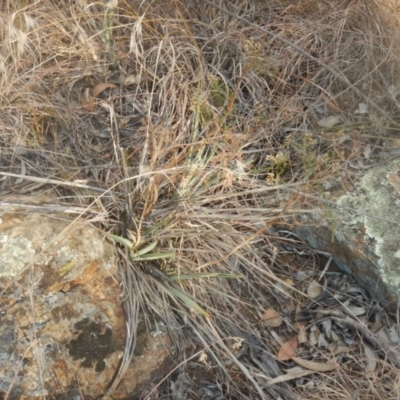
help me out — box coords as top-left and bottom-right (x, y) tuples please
(292, 356), (337, 372)
(278, 336), (299, 361)
(261, 308), (283, 328)
(297, 323), (307, 344)
(81, 87), (96, 111)
(92, 82), (118, 97)
(261, 368), (314, 386)
(343, 304), (366, 317)
(388, 326), (400, 344)
(307, 280), (322, 298)
(327, 342), (351, 356)
(364, 344), (377, 378)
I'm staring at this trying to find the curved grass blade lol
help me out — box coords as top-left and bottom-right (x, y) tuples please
(157, 281), (211, 319)
(131, 252), (174, 261)
(168, 272), (242, 281)
(133, 240), (158, 256)
(107, 233), (134, 249)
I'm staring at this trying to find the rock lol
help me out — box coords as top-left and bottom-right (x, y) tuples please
(317, 115), (341, 128)
(0, 203), (172, 399)
(290, 158), (400, 312)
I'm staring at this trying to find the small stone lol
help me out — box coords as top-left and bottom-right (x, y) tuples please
(317, 115), (341, 128)
(9, 137), (28, 155)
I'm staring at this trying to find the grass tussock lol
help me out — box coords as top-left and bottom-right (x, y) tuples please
(1, 0), (400, 398)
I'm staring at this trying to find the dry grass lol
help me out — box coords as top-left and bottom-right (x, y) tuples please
(1, 0), (400, 399)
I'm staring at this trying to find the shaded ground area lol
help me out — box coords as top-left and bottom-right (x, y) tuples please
(1, 0), (400, 398)
(158, 241), (400, 399)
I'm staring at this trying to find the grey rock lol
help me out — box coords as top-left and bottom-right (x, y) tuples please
(290, 159), (400, 312)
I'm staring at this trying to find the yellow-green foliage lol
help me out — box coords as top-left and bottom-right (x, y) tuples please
(207, 73), (229, 108)
(244, 37), (279, 81)
(265, 150), (290, 184)
(285, 132), (339, 180)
